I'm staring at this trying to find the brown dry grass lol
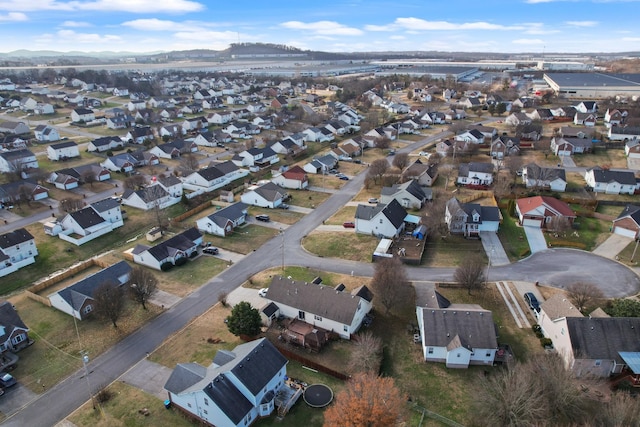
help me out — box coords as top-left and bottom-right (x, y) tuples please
(302, 231), (379, 262)
(247, 266), (368, 291)
(325, 206), (357, 225)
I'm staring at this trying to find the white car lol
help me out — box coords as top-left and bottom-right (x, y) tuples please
(258, 288), (268, 298)
(419, 151), (431, 158)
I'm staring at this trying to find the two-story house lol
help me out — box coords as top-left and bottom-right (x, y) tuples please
(457, 162), (494, 186)
(445, 198), (500, 237)
(0, 228), (38, 277)
(47, 141), (80, 161)
(584, 167), (636, 195)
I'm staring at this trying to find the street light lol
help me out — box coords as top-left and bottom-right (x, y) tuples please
(280, 227), (285, 274)
(81, 350), (96, 410)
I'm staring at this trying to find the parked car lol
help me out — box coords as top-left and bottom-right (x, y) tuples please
(343, 221), (355, 228)
(368, 198), (379, 204)
(339, 176), (350, 181)
(258, 288), (268, 297)
(255, 214), (270, 222)
(0, 373), (16, 388)
(279, 203), (290, 209)
(524, 292), (540, 312)
(203, 247), (219, 255)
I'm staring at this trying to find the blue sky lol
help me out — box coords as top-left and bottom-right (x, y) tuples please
(0, 0), (638, 53)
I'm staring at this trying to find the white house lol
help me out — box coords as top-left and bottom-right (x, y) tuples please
(584, 167), (636, 194)
(164, 338), (288, 427)
(48, 261), (131, 320)
(34, 125), (60, 142)
(70, 108), (95, 123)
(47, 141), (80, 161)
(55, 198), (124, 246)
(457, 162), (494, 186)
(380, 179), (430, 210)
(522, 163), (567, 192)
(181, 161), (249, 195)
(355, 199), (408, 238)
(445, 198), (500, 237)
(266, 276), (373, 340)
(196, 202), (248, 237)
(131, 228), (202, 270)
(240, 182), (286, 209)
(121, 182), (180, 210)
(271, 165), (308, 190)
(87, 136), (124, 153)
(0, 228), (38, 278)
(0, 149), (38, 174)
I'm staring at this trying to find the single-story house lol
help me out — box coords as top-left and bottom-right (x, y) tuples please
(522, 163), (567, 192)
(380, 179), (431, 210)
(457, 162), (494, 186)
(0, 300), (32, 354)
(612, 204), (640, 239)
(584, 167), (636, 195)
(515, 196), (576, 229)
(240, 182), (286, 209)
(402, 159), (438, 187)
(132, 227), (202, 270)
(196, 202), (248, 237)
(271, 165), (308, 190)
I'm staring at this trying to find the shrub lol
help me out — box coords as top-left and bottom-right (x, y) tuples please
(174, 257), (188, 266)
(95, 387), (114, 404)
(532, 324), (542, 333)
(160, 262), (174, 271)
(540, 338), (553, 348)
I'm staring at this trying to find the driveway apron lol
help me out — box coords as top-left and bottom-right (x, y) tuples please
(523, 226), (547, 253)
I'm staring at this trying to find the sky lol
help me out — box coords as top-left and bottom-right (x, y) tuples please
(0, 0), (639, 54)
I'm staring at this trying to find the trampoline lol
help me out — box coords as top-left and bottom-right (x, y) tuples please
(303, 384), (333, 408)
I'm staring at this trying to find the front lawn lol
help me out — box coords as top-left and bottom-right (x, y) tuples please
(422, 235), (487, 267)
(498, 208), (530, 261)
(324, 206), (357, 225)
(302, 232), (379, 262)
(545, 216), (608, 251)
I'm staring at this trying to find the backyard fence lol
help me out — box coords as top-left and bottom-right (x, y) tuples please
(273, 343), (350, 381)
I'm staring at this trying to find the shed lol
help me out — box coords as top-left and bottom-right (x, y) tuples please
(412, 225), (427, 240)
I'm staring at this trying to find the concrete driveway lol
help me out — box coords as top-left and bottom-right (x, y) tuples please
(226, 286), (271, 310)
(121, 359), (173, 401)
(593, 233), (633, 259)
(0, 383), (39, 418)
(628, 157), (640, 170)
(560, 156), (576, 168)
(479, 232), (510, 266)
(523, 226), (548, 253)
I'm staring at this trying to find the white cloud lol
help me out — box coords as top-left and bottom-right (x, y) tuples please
(122, 18), (196, 32)
(0, 12), (27, 21)
(565, 20), (598, 27)
(37, 29), (122, 45)
(369, 17), (526, 32)
(61, 20), (91, 27)
(512, 38), (545, 45)
(0, 0), (204, 13)
(389, 35), (405, 40)
(280, 20), (363, 36)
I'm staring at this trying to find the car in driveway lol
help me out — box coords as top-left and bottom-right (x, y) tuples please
(258, 288), (268, 297)
(255, 214), (270, 222)
(339, 176), (349, 181)
(0, 373), (16, 388)
(343, 221), (355, 228)
(368, 198), (379, 204)
(202, 247), (219, 255)
(524, 292), (540, 312)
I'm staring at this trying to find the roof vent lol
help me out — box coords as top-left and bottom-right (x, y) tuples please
(447, 333), (450, 337)
(466, 312), (470, 315)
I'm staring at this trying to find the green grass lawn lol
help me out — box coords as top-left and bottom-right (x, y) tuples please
(545, 216), (608, 251)
(196, 224), (279, 255)
(302, 232), (379, 262)
(422, 235), (487, 267)
(498, 209), (530, 260)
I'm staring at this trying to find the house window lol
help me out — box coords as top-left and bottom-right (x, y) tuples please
(428, 348), (433, 354)
(379, 219), (383, 224)
(12, 334), (24, 344)
(187, 403), (192, 408)
(486, 351), (491, 357)
(314, 315), (322, 321)
(204, 398), (208, 406)
(457, 353), (461, 358)
(298, 311), (305, 320)
(595, 360), (602, 366)
(343, 325), (348, 332)
(203, 409), (208, 415)
(83, 305), (93, 314)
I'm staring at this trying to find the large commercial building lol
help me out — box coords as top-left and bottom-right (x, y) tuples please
(544, 73), (640, 100)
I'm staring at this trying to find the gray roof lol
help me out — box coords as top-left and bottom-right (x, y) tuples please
(0, 228), (34, 249)
(50, 140), (78, 150)
(268, 276), (372, 325)
(54, 261), (131, 310)
(589, 168), (636, 185)
(566, 317), (640, 363)
(251, 182), (285, 202)
(419, 307), (497, 350)
(458, 162), (494, 177)
(68, 206), (107, 229)
(0, 300), (28, 343)
(123, 185), (169, 204)
(524, 163), (566, 182)
(90, 198), (120, 213)
(615, 204), (640, 224)
(381, 179), (427, 202)
(205, 202), (247, 228)
(164, 362), (207, 394)
(545, 72), (640, 88)
(203, 375), (253, 424)
(540, 294), (583, 321)
(197, 165), (224, 181)
(146, 228), (201, 262)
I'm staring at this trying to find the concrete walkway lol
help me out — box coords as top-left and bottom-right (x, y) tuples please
(523, 226), (548, 253)
(592, 233), (634, 259)
(479, 232), (510, 266)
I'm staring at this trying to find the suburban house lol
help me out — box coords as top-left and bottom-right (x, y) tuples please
(164, 338), (288, 427)
(48, 164), (111, 190)
(240, 182), (286, 209)
(266, 276), (373, 340)
(609, 126), (640, 142)
(70, 107), (95, 123)
(515, 196), (576, 229)
(604, 109), (627, 128)
(584, 167), (636, 195)
(455, 129), (485, 144)
(87, 136), (124, 153)
(271, 165), (309, 190)
(48, 261), (132, 320)
(302, 155), (338, 174)
(100, 153), (136, 173)
(34, 125), (60, 142)
(126, 126), (155, 145)
(457, 162), (494, 186)
(612, 205), (640, 239)
(402, 159), (438, 187)
(0, 121), (29, 135)
(416, 289), (497, 368)
(121, 182), (180, 210)
(47, 141), (80, 161)
(149, 139), (198, 159)
(445, 198), (501, 237)
(575, 101), (597, 114)
(0, 180), (49, 204)
(181, 161), (249, 195)
(355, 199), (408, 238)
(196, 202), (248, 237)
(574, 112), (597, 127)
(0, 228), (38, 277)
(559, 126), (594, 140)
(131, 227), (202, 270)
(551, 316), (640, 378)
(625, 139), (640, 158)
(232, 147), (279, 169)
(490, 135), (520, 159)
(0, 149), (39, 175)
(505, 112), (532, 127)
(0, 300), (32, 355)
(436, 139), (468, 158)
(522, 163), (567, 192)
(49, 198), (124, 245)
(380, 179), (431, 209)
(551, 137), (593, 156)
(537, 293), (583, 346)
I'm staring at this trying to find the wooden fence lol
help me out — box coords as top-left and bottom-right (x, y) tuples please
(457, 191), (496, 205)
(273, 343), (350, 381)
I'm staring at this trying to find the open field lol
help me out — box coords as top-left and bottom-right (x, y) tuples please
(324, 206), (357, 225)
(422, 235), (487, 267)
(302, 231), (379, 262)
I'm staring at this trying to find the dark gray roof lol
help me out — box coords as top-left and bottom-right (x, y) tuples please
(419, 307), (497, 350)
(90, 198), (120, 213)
(381, 179), (427, 202)
(50, 140), (78, 150)
(124, 185), (169, 204)
(458, 162), (494, 177)
(91, 136), (121, 147)
(0, 149), (35, 162)
(355, 204), (382, 220)
(164, 362), (207, 394)
(262, 302), (279, 317)
(545, 72), (640, 88)
(204, 374), (253, 424)
(55, 261), (131, 309)
(197, 165), (224, 181)
(158, 175), (181, 187)
(0, 228), (34, 249)
(566, 317), (640, 363)
(524, 163), (566, 182)
(206, 202), (247, 227)
(0, 300), (28, 343)
(381, 199), (409, 228)
(68, 206), (106, 229)
(615, 204), (640, 224)
(212, 349), (237, 367)
(146, 228), (201, 261)
(590, 168), (636, 185)
(251, 182), (285, 202)
(462, 203), (501, 223)
(268, 276), (371, 325)
(229, 338), (288, 395)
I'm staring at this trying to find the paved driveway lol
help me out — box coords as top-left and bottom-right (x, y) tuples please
(523, 226), (548, 253)
(479, 232), (510, 266)
(593, 234), (633, 259)
(560, 156), (576, 168)
(121, 359), (173, 400)
(226, 286), (271, 310)
(628, 157), (640, 170)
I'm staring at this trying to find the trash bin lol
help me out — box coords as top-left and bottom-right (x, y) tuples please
(164, 400), (171, 409)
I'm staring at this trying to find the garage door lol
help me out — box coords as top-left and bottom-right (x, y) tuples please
(613, 226), (637, 239)
(523, 218), (542, 228)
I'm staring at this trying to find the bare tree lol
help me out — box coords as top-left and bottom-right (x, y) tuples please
(505, 156), (523, 183)
(596, 391), (640, 427)
(81, 169), (96, 189)
(17, 185), (32, 208)
(423, 191), (449, 237)
(374, 136), (391, 149)
(60, 197), (84, 213)
(93, 281), (126, 328)
(178, 153), (200, 174)
(123, 174), (146, 190)
(146, 184), (170, 231)
(567, 282), (605, 314)
(349, 331), (383, 373)
(369, 256), (412, 316)
(366, 159), (389, 185)
(454, 254), (486, 295)
(128, 266), (158, 310)
(493, 174), (513, 200)
(392, 152), (409, 171)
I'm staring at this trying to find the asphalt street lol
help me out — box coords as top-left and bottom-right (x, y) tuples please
(3, 128), (640, 425)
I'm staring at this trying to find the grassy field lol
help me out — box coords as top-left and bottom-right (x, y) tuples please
(498, 209), (530, 260)
(545, 216), (609, 251)
(246, 266), (367, 291)
(422, 235), (487, 267)
(247, 206), (304, 225)
(301, 231), (379, 262)
(572, 147), (627, 169)
(324, 206), (357, 225)
(285, 189), (330, 209)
